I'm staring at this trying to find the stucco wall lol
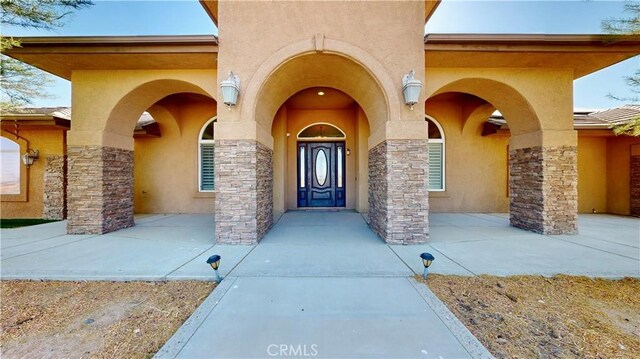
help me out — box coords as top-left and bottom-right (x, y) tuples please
(1, 129), (66, 218)
(217, 0), (426, 147)
(133, 97), (217, 214)
(577, 136), (608, 213)
(607, 136), (640, 215)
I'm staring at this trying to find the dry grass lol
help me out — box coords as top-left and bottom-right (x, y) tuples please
(0, 280), (215, 359)
(417, 274), (640, 359)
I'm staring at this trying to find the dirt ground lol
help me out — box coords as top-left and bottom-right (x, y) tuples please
(0, 280), (215, 359)
(419, 274), (640, 359)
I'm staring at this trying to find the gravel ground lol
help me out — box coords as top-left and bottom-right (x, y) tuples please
(0, 280), (215, 359)
(419, 274), (640, 359)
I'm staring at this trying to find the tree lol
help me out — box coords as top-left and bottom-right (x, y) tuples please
(602, 1), (640, 136)
(1, 0), (93, 112)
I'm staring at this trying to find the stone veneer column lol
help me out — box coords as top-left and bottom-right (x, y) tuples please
(42, 154), (66, 220)
(215, 140), (273, 244)
(631, 154), (640, 216)
(368, 140), (429, 244)
(509, 146), (578, 234)
(67, 146), (134, 234)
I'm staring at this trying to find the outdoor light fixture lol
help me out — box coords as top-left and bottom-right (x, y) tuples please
(420, 252), (435, 279)
(317, 91), (325, 96)
(220, 71), (240, 110)
(206, 254), (222, 283)
(21, 149), (39, 167)
(402, 70), (422, 110)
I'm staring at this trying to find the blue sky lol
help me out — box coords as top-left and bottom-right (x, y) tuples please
(4, 0), (639, 109)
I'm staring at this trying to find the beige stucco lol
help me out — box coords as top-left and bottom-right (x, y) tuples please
(216, 0), (426, 149)
(425, 67), (577, 150)
(577, 136), (608, 213)
(1, 129), (66, 218)
(69, 69), (217, 150)
(607, 136), (640, 215)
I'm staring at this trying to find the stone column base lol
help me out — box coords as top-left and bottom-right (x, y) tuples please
(509, 146), (578, 235)
(368, 140), (429, 244)
(67, 146), (134, 234)
(215, 140), (273, 244)
(43, 154), (66, 220)
(631, 154), (640, 216)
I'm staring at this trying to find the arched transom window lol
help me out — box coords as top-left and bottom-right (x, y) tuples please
(199, 118), (215, 191)
(297, 123), (346, 140)
(426, 116), (445, 191)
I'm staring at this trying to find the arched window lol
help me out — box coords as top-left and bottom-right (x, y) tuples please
(199, 118), (215, 191)
(297, 123), (346, 140)
(426, 116), (445, 191)
(0, 137), (21, 195)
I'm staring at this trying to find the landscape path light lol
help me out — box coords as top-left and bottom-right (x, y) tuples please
(206, 254), (222, 283)
(420, 252), (435, 279)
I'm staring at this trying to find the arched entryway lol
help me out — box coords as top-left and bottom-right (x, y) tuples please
(425, 76), (578, 235)
(215, 46), (429, 245)
(270, 87), (369, 213)
(66, 76), (217, 234)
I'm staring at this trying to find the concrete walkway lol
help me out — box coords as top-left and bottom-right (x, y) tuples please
(2, 211), (638, 358)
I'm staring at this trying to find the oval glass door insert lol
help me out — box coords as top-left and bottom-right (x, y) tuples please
(315, 149), (328, 186)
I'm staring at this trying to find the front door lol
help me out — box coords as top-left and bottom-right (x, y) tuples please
(297, 142), (346, 207)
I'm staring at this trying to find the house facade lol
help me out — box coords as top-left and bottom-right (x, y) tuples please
(2, 1), (639, 244)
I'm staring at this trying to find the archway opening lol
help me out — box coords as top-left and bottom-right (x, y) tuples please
(271, 87), (370, 213)
(252, 52), (390, 220)
(425, 92), (511, 213)
(132, 92), (217, 214)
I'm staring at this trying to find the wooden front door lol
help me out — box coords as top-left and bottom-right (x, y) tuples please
(297, 142), (346, 207)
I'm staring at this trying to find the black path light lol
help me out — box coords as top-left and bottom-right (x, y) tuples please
(420, 252), (435, 279)
(206, 254), (222, 283)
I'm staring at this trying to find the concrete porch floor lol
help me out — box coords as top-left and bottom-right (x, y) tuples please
(1, 212), (638, 280)
(2, 212), (638, 358)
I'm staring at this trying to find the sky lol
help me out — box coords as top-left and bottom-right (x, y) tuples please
(3, 0), (639, 110)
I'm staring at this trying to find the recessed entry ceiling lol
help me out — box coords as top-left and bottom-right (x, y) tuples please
(285, 88), (356, 110)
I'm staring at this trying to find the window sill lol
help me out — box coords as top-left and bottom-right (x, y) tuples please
(428, 191), (450, 198)
(194, 191), (216, 199)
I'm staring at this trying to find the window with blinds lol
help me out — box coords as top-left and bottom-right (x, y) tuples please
(426, 117), (445, 191)
(200, 143), (215, 191)
(428, 142), (443, 190)
(199, 118), (216, 191)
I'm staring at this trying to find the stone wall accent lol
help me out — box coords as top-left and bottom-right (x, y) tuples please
(368, 140), (429, 244)
(215, 140), (273, 244)
(67, 146), (134, 234)
(256, 142), (274, 239)
(368, 141), (388, 240)
(631, 155), (640, 217)
(42, 154), (66, 220)
(509, 146), (578, 234)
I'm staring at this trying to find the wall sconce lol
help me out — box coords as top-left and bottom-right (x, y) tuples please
(22, 149), (39, 167)
(402, 70), (422, 110)
(220, 71), (240, 110)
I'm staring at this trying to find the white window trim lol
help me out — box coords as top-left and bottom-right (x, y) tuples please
(198, 117), (216, 192)
(426, 115), (446, 192)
